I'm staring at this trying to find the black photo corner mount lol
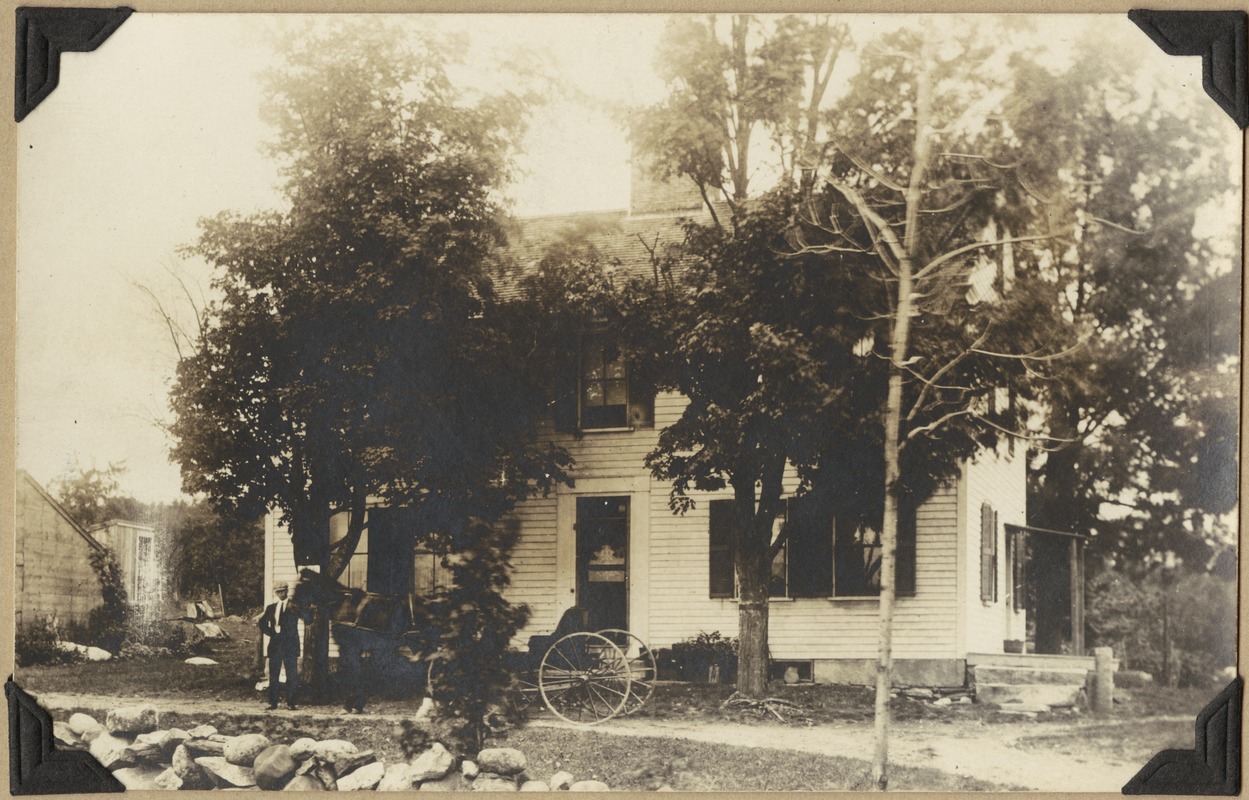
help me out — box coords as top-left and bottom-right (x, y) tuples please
(6, 676), (124, 794)
(14, 6), (133, 122)
(1122, 676), (1242, 795)
(1129, 9), (1249, 129)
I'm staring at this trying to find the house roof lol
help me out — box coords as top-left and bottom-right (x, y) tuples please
(18, 469), (106, 552)
(497, 203), (718, 298)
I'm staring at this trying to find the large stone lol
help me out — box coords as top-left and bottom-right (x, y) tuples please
(461, 760), (480, 779)
(421, 772), (469, 791)
(473, 775), (518, 791)
(53, 721), (83, 749)
(520, 780), (551, 792)
(377, 763), (419, 792)
(224, 733), (272, 766)
(160, 728), (191, 758)
(106, 704), (159, 735)
(283, 774), (328, 791)
(311, 739), (358, 760)
(978, 683), (1083, 707)
(154, 767), (183, 790)
(185, 656), (219, 666)
(549, 770), (574, 790)
(195, 756), (257, 788)
(88, 732), (131, 769)
(84, 646), (113, 661)
(173, 744), (203, 780)
(570, 779), (610, 791)
(297, 756), (339, 790)
(254, 744), (298, 790)
(187, 724), (218, 738)
(121, 738), (165, 764)
(195, 622), (227, 639)
(289, 738), (318, 761)
(411, 742), (455, 782)
(67, 712), (103, 740)
(477, 747), (526, 776)
(337, 762), (386, 791)
(185, 738), (226, 757)
(112, 765), (165, 790)
(331, 749), (377, 778)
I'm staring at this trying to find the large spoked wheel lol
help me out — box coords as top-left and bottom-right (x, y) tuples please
(597, 629), (657, 715)
(508, 670), (540, 717)
(538, 632), (631, 725)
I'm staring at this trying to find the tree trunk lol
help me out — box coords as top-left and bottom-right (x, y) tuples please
(289, 505), (333, 701)
(736, 561), (770, 696)
(872, 37), (931, 791)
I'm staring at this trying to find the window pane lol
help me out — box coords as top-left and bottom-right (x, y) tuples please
(605, 379), (627, 406)
(413, 552), (436, 597)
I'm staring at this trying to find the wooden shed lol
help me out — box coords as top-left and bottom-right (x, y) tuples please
(15, 470), (105, 627)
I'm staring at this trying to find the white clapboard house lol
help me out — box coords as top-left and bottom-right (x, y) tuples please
(265, 166), (1092, 689)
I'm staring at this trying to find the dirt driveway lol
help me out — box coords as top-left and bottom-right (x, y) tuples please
(557, 713), (1191, 792)
(34, 690), (1188, 792)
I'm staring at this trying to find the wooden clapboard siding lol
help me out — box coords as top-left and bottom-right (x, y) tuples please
(504, 495), (560, 643)
(16, 471), (104, 627)
(645, 482), (961, 660)
(961, 443), (1028, 654)
(265, 514), (309, 656)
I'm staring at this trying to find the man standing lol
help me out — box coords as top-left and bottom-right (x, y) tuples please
(259, 581), (302, 710)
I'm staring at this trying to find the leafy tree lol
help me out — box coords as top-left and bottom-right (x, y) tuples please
(154, 501), (264, 613)
(1011, 37), (1240, 571)
(52, 462), (145, 528)
(630, 14), (856, 700)
(170, 21), (566, 694)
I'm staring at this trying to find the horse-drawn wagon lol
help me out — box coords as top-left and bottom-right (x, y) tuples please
(292, 570), (655, 723)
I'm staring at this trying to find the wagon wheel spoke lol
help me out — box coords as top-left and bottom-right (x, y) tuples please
(540, 633), (630, 725)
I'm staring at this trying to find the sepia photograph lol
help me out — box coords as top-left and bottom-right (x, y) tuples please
(11, 10), (1243, 793)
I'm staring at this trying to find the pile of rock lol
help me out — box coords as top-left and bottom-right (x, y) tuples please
(55, 706), (614, 791)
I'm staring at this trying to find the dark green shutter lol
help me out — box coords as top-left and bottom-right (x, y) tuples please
(708, 500), (736, 598)
(626, 371), (655, 429)
(552, 339), (579, 433)
(896, 494), (917, 598)
(980, 502), (997, 602)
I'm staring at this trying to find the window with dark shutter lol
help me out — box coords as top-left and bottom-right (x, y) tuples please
(980, 502), (997, 602)
(708, 500), (737, 598)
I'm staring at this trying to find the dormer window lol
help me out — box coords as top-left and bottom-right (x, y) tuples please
(580, 332), (629, 429)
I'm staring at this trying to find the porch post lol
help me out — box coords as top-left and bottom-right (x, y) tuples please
(1069, 538), (1084, 656)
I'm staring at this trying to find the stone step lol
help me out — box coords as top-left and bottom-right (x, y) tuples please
(977, 682), (1083, 707)
(973, 665), (1089, 686)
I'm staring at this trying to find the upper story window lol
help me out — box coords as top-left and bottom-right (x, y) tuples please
(580, 332), (629, 429)
(554, 329), (654, 433)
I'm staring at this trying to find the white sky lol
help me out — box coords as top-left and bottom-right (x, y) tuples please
(15, 13), (1234, 504)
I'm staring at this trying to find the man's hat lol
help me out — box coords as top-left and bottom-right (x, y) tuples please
(275, 580), (290, 592)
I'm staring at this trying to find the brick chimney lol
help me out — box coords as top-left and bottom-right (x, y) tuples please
(629, 155), (705, 216)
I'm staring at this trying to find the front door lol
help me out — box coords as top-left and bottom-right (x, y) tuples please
(576, 496), (629, 631)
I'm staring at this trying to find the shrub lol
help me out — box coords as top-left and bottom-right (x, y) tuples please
(15, 619), (80, 667)
(672, 631), (739, 684)
(429, 519), (531, 751)
(85, 546), (131, 653)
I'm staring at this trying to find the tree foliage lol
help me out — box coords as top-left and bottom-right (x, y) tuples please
(154, 501), (265, 613)
(52, 462), (145, 529)
(170, 21), (566, 695)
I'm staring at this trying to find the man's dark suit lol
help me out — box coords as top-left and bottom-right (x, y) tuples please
(259, 598), (302, 708)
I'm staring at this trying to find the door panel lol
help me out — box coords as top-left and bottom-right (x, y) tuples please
(576, 496), (629, 631)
